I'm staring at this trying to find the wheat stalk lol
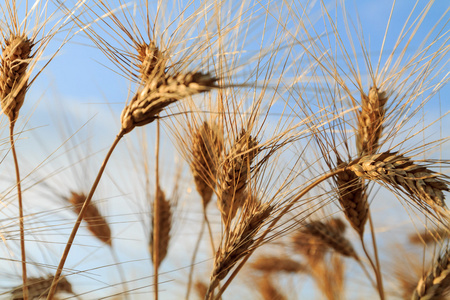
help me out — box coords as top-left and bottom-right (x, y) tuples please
(348, 151), (449, 209)
(217, 129), (258, 226)
(1, 33), (33, 300)
(412, 249), (450, 300)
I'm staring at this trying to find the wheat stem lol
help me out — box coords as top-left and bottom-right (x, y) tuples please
(10, 122), (28, 300)
(48, 131), (124, 299)
(360, 232), (384, 300)
(153, 119), (161, 300)
(211, 169), (343, 300)
(368, 210), (385, 299)
(186, 217), (206, 300)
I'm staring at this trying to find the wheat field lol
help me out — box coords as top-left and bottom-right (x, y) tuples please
(0, 0), (449, 299)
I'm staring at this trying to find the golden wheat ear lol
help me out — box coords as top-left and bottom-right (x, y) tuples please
(412, 249), (450, 300)
(190, 121), (223, 208)
(68, 191), (112, 246)
(335, 156), (369, 236)
(0, 34), (33, 122)
(217, 129), (258, 226)
(207, 203), (273, 297)
(136, 41), (166, 83)
(120, 72), (218, 134)
(356, 87), (388, 156)
(347, 151), (449, 209)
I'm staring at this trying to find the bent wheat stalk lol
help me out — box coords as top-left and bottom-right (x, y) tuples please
(48, 71), (218, 298)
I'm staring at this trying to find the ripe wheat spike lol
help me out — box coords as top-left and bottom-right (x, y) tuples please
(348, 152), (449, 208)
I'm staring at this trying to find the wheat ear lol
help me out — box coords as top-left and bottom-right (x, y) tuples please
(136, 41), (166, 83)
(412, 249), (450, 300)
(348, 151), (449, 208)
(205, 203), (273, 299)
(10, 276), (73, 300)
(1, 34), (32, 121)
(258, 276), (287, 300)
(297, 218), (358, 259)
(190, 122), (222, 208)
(149, 187), (172, 267)
(217, 129), (258, 227)
(121, 72), (218, 134)
(335, 157), (369, 236)
(69, 192), (112, 246)
(1, 33), (33, 300)
(251, 256), (305, 273)
(356, 87), (388, 156)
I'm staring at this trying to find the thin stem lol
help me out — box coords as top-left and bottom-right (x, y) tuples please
(48, 131), (124, 299)
(209, 169), (343, 300)
(10, 122), (28, 300)
(204, 209), (215, 254)
(356, 252), (377, 289)
(186, 218), (206, 300)
(153, 119), (161, 300)
(368, 210), (385, 299)
(360, 234), (384, 300)
(109, 244), (129, 300)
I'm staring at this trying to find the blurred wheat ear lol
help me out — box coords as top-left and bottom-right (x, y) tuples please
(68, 191), (112, 246)
(149, 187), (172, 267)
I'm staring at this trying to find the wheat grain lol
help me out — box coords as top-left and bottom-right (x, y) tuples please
(149, 187), (172, 267)
(69, 191), (112, 246)
(348, 152), (449, 208)
(217, 129), (258, 226)
(0, 34), (32, 122)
